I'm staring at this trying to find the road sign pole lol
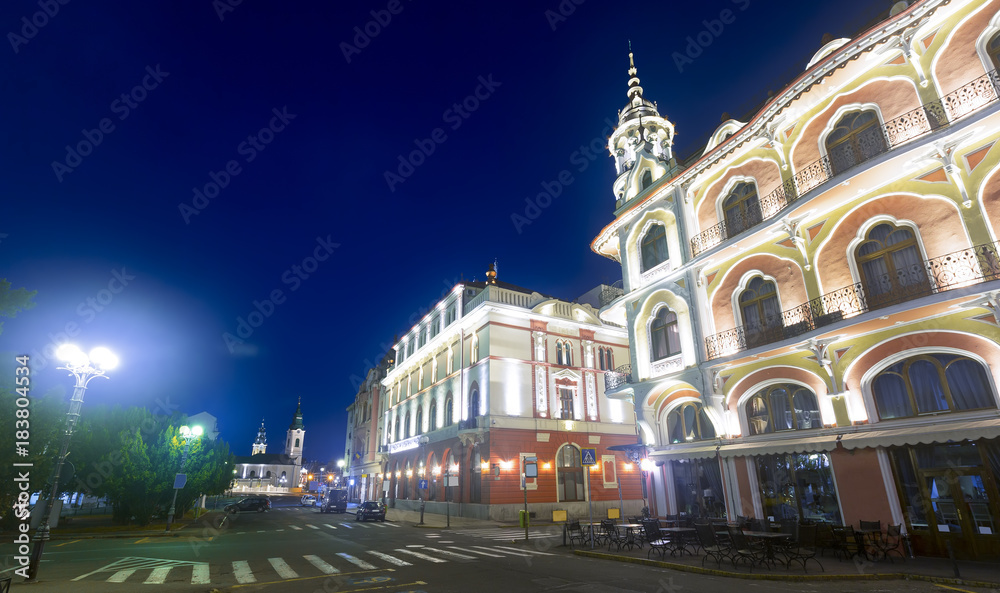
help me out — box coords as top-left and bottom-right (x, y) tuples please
(587, 468), (593, 549)
(523, 473), (529, 542)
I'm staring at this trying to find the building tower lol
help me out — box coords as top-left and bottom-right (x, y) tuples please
(285, 398), (305, 465)
(251, 419), (267, 455)
(608, 51), (677, 204)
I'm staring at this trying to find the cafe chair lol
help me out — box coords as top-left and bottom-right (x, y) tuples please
(783, 523), (824, 572)
(831, 525), (863, 561)
(874, 524), (906, 563)
(726, 526), (764, 571)
(642, 520), (670, 559)
(566, 520), (587, 548)
(695, 522), (732, 567)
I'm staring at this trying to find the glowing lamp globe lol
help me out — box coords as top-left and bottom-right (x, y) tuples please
(89, 347), (119, 370)
(56, 344), (88, 366)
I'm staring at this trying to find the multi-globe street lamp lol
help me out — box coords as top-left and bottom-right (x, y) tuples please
(25, 344), (118, 582)
(165, 424), (203, 532)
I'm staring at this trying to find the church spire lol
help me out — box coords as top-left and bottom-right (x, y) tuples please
(620, 49), (658, 121)
(289, 397), (304, 430)
(252, 418), (267, 455)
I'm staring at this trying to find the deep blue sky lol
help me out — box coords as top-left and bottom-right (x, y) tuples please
(3, 0), (883, 462)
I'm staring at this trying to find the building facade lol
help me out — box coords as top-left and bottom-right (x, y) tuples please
(233, 402), (306, 493)
(379, 266), (642, 521)
(594, 0), (1000, 560)
(345, 353), (394, 502)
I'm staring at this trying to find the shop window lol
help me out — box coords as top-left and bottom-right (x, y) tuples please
(746, 384), (822, 435)
(722, 182), (761, 236)
(665, 402), (717, 443)
(873, 354), (996, 420)
(756, 452), (842, 523)
(670, 458), (726, 517)
(557, 445), (585, 502)
(649, 308), (681, 361)
(640, 223), (669, 271)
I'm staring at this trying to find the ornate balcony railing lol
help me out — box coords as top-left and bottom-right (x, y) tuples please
(457, 417), (481, 431)
(604, 363), (632, 391)
(690, 70), (1000, 257)
(599, 280), (625, 307)
(705, 240), (1000, 359)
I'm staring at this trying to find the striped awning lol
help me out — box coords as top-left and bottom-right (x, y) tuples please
(837, 417), (1000, 450)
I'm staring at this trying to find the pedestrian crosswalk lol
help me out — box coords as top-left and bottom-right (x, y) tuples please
(233, 520), (400, 535)
(71, 544), (555, 585)
(445, 527), (562, 541)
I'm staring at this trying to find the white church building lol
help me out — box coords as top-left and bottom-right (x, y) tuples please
(232, 401), (306, 493)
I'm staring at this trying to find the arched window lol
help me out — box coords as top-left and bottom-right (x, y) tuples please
(746, 384), (822, 435)
(471, 335), (479, 362)
(556, 340), (573, 366)
(640, 170), (653, 190)
(739, 276), (781, 347)
(598, 347), (614, 371)
(294, 438), (300, 448)
(872, 354), (996, 420)
(557, 445), (585, 502)
(666, 402), (717, 443)
(469, 387), (480, 419)
(855, 222), (928, 309)
(404, 412), (411, 438)
(826, 110), (886, 175)
(415, 406), (423, 435)
(265, 471), (272, 479)
(649, 307), (681, 361)
(429, 400), (437, 431)
(444, 394), (454, 426)
(722, 182), (761, 236)
(394, 416), (400, 442)
(640, 223), (669, 272)
(990, 32), (1000, 71)
(249, 470), (256, 478)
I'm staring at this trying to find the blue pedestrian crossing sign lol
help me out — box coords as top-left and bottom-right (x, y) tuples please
(581, 448), (597, 466)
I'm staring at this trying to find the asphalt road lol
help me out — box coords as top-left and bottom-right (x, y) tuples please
(2, 496), (998, 593)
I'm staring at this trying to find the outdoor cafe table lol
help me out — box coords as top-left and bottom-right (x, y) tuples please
(618, 523), (644, 550)
(742, 531), (792, 566)
(855, 527), (883, 560)
(659, 526), (696, 555)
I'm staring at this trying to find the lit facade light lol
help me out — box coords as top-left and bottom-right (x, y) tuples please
(640, 458), (655, 472)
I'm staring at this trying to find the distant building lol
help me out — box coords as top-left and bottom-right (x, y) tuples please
(380, 264), (639, 521)
(233, 401), (306, 492)
(345, 352), (394, 502)
(593, 0), (1000, 560)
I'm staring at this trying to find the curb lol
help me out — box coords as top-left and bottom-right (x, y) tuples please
(573, 550), (1000, 588)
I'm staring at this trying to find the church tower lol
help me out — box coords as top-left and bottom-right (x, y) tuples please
(285, 398), (305, 465)
(251, 419), (267, 455)
(608, 51), (676, 204)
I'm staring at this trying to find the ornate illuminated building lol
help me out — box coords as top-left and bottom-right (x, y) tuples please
(379, 265), (640, 520)
(345, 352), (394, 502)
(233, 401), (306, 492)
(594, 0), (1000, 559)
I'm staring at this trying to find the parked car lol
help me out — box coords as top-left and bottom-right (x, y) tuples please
(225, 496), (271, 513)
(320, 489), (348, 514)
(301, 494), (317, 506)
(355, 500), (386, 522)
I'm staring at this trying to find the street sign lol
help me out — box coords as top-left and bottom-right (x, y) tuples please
(524, 456), (537, 478)
(581, 448), (597, 466)
(446, 476), (458, 487)
(418, 479), (428, 490)
(173, 473), (187, 489)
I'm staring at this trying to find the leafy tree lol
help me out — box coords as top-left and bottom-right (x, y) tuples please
(0, 278), (36, 335)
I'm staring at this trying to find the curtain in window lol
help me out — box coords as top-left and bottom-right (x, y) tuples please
(769, 387), (793, 431)
(909, 359), (948, 414)
(983, 440), (1000, 484)
(945, 358), (994, 410)
(702, 458), (725, 508)
(666, 409), (682, 443)
(874, 372), (912, 419)
(793, 389), (822, 429)
(641, 225), (668, 271)
(698, 408), (717, 439)
(891, 244), (924, 288)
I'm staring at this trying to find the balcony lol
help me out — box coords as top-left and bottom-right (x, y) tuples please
(604, 363), (633, 392)
(690, 70), (1000, 257)
(457, 417), (483, 431)
(705, 240), (1000, 360)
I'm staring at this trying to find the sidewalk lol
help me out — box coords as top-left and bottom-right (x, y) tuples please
(383, 506), (504, 529)
(571, 541), (1000, 588)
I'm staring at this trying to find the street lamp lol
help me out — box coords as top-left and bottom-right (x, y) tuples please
(25, 344), (117, 582)
(165, 424), (203, 532)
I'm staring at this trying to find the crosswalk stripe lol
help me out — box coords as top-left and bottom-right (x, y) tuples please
(339, 523), (354, 529)
(383, 521), (400, 527)
(366, 551), (412, 566)
(304, 555), (339, 574)
(233, 561), (255, 584)
(144, 567), (171, 584)
(495, 545), (555, 556)
(395, 548), (447, 563)
(336, 553), (377, 570)
(289, 525), (303, 530)
(324, 524), (338, 529)
(451, 546), (503, 557)
(191, 564), (210, 584)
(107, 569), (135, 583)
(371, 522), (387, 528)
(475, 545), (532, 556)
(355, 522), (371, 528)
(268, 557), (299, 579)
(306, 524), (320, 529)
(421, 547), (476, 560)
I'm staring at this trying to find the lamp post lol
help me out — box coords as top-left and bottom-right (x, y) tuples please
(25, 344), (117, 583)
(165, 425), (203, 532)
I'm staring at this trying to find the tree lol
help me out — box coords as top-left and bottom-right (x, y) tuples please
(0, 278), (36, 335)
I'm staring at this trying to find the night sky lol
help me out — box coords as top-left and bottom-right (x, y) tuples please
(3, 0), (882, 462)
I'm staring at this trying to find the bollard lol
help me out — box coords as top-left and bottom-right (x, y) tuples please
(419, 498), (426, 526)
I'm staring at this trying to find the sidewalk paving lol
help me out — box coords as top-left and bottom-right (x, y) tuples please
(570, 539), (1000, 589)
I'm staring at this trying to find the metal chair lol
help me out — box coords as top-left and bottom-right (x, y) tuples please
(831, 525), (863, 561)
(874, 524), (906, 562)
(783, 523), (824, 572)
(695, 522), (732, 567)
(642, 520), (670, 559)
(727, 526), (764, 571)
(566, 520), (587, 548)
